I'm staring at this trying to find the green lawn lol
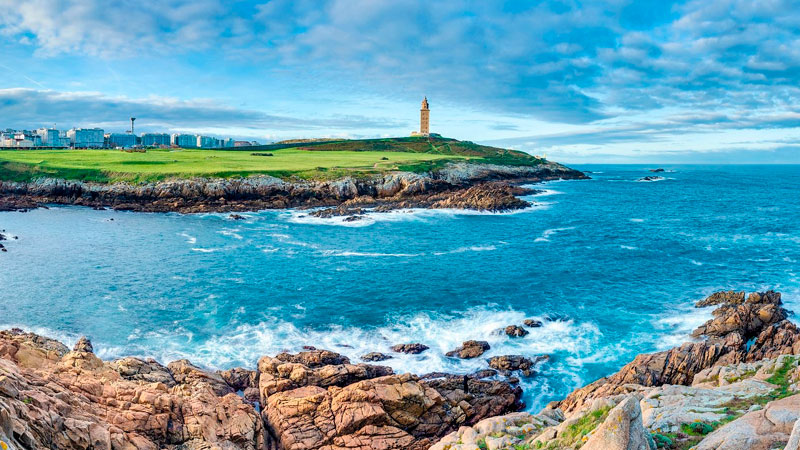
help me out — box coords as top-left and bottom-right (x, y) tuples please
(0, 136), (544, 183)
(0, 147), (465, 183)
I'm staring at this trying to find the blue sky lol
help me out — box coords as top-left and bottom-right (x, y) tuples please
(1, 0), (799, 163)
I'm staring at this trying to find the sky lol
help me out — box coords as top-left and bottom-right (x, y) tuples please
(1, 0), (799, 163)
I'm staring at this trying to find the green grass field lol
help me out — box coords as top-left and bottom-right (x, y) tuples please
(0, 136), (543, 183)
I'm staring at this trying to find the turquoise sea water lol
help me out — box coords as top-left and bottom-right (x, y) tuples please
(1, 164), (798, 410)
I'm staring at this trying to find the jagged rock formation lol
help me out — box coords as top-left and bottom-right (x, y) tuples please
(558, 290), (797, 414)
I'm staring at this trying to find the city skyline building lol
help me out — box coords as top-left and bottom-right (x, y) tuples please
(67, 128), (105, 148)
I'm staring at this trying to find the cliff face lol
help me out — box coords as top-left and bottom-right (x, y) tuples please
(430, 290), (800, 450)
(0, 162), (587, 213)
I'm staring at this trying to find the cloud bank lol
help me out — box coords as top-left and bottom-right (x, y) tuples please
(1, 0), (799, 159)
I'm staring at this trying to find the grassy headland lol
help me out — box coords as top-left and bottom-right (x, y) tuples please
(0, 136), (545, 183)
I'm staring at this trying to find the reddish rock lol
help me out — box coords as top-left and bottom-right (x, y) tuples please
(445, 340), (490, 359)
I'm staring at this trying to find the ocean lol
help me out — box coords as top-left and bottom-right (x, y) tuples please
(1, 164), (798, 410)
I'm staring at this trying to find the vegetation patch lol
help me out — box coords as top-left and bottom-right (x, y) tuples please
(0, 136), (545, 183)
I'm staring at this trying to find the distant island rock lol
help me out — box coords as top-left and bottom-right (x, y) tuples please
(638, 175), (665, 182)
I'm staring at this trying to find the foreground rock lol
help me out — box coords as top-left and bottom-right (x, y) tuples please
(0, 328), (526, 450)
(0, 329), (265, 449)
(0, 161), (587, 213)
(259, 351), (522, 449)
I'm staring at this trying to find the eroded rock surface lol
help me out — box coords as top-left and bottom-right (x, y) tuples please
(0, 329), (265, 450)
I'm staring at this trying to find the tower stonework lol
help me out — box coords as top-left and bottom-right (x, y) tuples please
(420, 97), (430, 135)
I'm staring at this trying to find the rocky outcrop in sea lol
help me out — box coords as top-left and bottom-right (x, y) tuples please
(0, 161), (587, 214)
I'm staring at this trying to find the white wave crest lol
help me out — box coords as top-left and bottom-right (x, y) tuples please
(534, 227), (575, 243)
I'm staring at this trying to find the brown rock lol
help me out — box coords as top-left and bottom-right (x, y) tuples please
(504, 325), (529, 337)
(523, 319), (543, 328)
(488, 355), (547, 377)
(108, 357), (176, 386)
(275, 349), (350, 367)
(746, 320), (800, 361)
(73, 336), (93, 353)
(263, 373), (522, 450)
(257, 352), (393, 401)
(0, 329), (265, 450)
(559, 290), (795, 414)
(696, 290), (746, 307)
(219, 366), (258, 391)
(692, 290), (787, 339)
(361, 352), (393, 362)
(167, 359), (235, 396)
(390, 343), (429, 354)
(445, 340), (490, 359)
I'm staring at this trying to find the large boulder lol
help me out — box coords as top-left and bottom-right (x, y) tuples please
(257, 351), (393, 400)
(167, 358), (235, 396)
(583, 396), (654, 450)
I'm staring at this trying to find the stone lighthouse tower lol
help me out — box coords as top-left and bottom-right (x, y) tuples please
(419, 97), (430, 136)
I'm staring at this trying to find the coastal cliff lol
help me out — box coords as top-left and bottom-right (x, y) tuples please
(0, 161), (587, 214)
(1, 289), (798, 450)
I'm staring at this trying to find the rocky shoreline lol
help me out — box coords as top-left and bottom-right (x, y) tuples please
(1, 289), (798, 449)
(0, 161), (587, 215)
